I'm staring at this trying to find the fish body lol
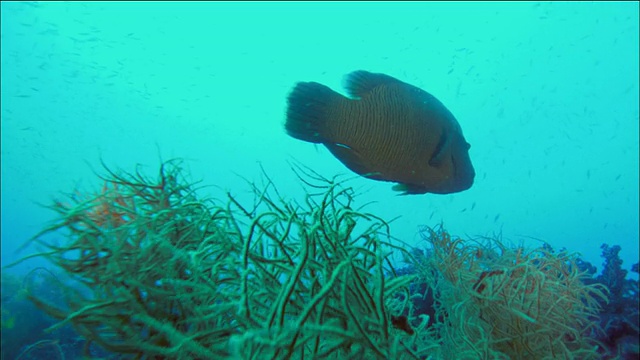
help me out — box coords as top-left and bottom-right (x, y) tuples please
(285, 70), (474, 194)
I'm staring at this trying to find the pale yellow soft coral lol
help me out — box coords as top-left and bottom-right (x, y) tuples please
(418, 225), (608, 360)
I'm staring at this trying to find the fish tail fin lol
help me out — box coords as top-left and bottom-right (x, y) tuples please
(285, 81), (340, 143)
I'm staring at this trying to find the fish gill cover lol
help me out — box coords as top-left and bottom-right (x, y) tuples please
(5, 159), (628, 360)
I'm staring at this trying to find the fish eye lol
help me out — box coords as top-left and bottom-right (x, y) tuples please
(465, 142), (471, 150)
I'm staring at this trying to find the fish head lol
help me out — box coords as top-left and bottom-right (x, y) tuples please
(422, 131), (475, 194)
(448, 134), (475, 191)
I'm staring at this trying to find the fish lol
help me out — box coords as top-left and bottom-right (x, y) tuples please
(285, 70), (475, 194)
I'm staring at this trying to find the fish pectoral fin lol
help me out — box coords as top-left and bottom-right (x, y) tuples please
(325, 142), (378, 178)
(392, 183), (429, 195)
(428, 130), (450, 167)
(334, 142), (353, 150)
(344, 70), (403, 99)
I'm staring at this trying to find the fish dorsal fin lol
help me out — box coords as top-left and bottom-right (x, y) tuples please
(344, 70), (403, 99)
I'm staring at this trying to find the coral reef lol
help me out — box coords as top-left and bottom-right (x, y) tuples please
(407, 226), (609, 360)
(578, 244), (639, 358)
(12, 160), (431, 359)
(7, 159), (635, 359)
(1, 268), (69, 360)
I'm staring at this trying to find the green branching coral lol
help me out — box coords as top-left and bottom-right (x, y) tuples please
(416, 225), (609, 360)
(11, 160), (431, 359)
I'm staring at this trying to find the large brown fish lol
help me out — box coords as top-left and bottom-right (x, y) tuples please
(285, 70), (475, 195)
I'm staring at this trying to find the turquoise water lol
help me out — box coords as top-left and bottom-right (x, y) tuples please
(2, 1), (638, 278)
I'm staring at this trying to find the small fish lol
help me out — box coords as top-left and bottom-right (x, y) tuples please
(285, 70), (475, 194)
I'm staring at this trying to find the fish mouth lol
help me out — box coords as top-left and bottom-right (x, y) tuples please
(451, 155), (475, 191)
(458, 171), (475, 190)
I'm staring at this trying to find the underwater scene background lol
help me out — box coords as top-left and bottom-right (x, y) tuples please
(1, 2), (638, 359)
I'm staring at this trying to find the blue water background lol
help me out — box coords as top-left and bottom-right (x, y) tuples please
(2, 2), (638, 278)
